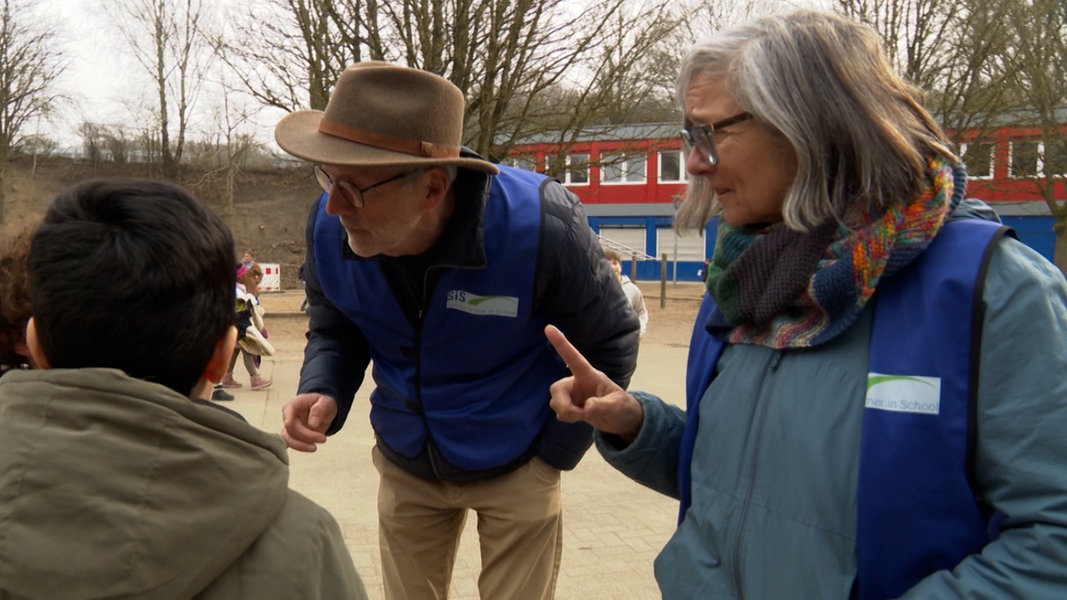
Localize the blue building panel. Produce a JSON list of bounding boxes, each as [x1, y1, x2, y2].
[[589, 214, 1058, 281], [1001, 215, 1055, 262]]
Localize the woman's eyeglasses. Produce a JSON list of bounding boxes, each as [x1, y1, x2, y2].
[[679, 112, 753, 167]]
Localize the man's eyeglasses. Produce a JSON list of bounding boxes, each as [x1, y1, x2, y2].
[[679, 112, 753, 167], [313, 164, 416, 208]]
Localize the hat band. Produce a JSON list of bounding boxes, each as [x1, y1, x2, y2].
[[319, 118, 460, 159]]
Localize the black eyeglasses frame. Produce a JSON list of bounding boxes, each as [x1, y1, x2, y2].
[[313, 164, 418, 208], [679, 112, 753, 167]]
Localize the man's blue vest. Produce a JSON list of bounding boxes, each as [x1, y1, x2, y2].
[[680, 219, 1010, 599], [311, 167, 565, 472]]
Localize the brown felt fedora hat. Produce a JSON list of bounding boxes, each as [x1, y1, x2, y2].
[[275, 62, 497, 174]]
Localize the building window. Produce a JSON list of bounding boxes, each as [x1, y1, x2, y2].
[[1042, 139, 1067, 177], [960, 142, 993, 179], [599, 227, 648, 258], [565, 154, 589, 185], [1010, 140, 1040, 178], [600, 153, 647, 184], [658, 151, 684, 182]]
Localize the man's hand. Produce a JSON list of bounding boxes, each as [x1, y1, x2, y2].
[[544, 325, 644, 442], [281, 393, 338, 452]]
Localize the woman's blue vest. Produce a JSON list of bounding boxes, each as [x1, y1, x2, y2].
[[680, 219, 1009, 599], [311, 167, 565, 472]]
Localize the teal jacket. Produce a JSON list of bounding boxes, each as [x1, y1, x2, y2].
[[599, 225, 1067, 597]]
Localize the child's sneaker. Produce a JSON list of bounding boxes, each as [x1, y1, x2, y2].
[[250, 374, 272, 391], [221, 373, 242, 389], [211, 386, 234, 402]]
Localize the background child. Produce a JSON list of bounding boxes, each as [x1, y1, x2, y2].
[[223, 261, 273, 390], [604, 249, 649, 336]]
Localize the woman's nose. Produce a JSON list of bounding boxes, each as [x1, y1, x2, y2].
[[685, 145, 714, 176]]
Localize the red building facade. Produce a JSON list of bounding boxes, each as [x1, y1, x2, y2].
[[507, 120, 1067, 280]]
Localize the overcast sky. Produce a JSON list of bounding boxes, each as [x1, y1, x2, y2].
[[38, 0, 282, 151]]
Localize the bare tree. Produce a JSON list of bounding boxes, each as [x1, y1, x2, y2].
[[688, 0, 781, 33], [15, 132, 54, 155], [834, 0, 1015, 132], [0, 0, 64, 222], [219, 0, 685, 161], [996, 0, 1067, 271], [209, 89, 262, 217], [103, 127, 131, 165], [78, 121, 107, 165], [213, 0, 366, 112], [112, 0, 208, 179], [837, 0, 1067, 272]]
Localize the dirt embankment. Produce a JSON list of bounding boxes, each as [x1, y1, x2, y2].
[[1, 155, 320, 289]]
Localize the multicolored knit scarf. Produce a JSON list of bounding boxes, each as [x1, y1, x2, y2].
[[705, 156, 960, 349]]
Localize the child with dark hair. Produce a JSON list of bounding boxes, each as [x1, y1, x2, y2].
[[0, 178, 366, 598]]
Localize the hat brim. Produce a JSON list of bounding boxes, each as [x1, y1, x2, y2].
[[275, 110, 499, 174]]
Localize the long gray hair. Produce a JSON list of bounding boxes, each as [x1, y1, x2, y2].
[[674, 10, 956, 233]]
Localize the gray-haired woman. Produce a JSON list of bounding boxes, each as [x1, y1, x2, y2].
[[546, 9, 1067, 599]]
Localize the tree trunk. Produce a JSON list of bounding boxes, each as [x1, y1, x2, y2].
[[0, 168, 6, 225], [1053, 214, 1067, 278]]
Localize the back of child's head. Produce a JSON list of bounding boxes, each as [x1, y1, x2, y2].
[[28, 178, 235, 395]]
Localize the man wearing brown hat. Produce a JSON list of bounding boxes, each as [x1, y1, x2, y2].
[[275, 62, 639, 599]]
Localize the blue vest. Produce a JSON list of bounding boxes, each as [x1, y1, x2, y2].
[[680, 219, 1010, 599], [311, 166, 565, 472]]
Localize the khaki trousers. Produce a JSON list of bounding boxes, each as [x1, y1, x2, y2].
[[372, 446, 563, 600]]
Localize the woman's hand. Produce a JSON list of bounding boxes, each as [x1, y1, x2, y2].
[[544, 324, 645, 443]]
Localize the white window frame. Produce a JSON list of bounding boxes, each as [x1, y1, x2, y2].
[[658, 150, 684, 183], [1009, 140, 1041, 178], [564, 153, 590, 185], [959, 142, 994, 180], [599, 227, 647, 257], [657, 226, 706, 261], [1041, 140, 1067, 177], [599, 153, 647, 185]]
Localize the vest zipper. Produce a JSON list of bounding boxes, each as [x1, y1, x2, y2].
[[410, 261, 480, 481], [414, 267, 440, 480]]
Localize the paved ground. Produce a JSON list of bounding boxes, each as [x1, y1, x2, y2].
[[228, 287, 703, 599]]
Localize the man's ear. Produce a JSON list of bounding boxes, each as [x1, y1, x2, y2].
[[25, 318, 49, 369], [203, 326, 238, 384], [421, 167, 452, 208]]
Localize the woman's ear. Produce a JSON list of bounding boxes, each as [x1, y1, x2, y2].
[[25, 318, 50, 369]]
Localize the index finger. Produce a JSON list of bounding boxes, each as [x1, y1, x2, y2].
[[544, 324, 598, 377]]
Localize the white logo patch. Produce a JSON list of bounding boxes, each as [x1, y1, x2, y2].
[[865, 373, 941, 415], [446, 290, 519, 318]]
